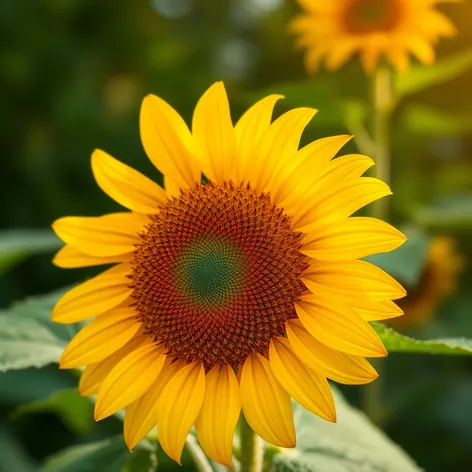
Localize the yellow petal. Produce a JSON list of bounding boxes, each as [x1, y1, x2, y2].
[[53, 245, 132, 269], [91, 149, 167, 213], [286, 319, 378, 385], [302, 260, 406, 302], [272, 135, 352, 209], [356, 300, 404, 322], [95, 340, 165, 420], [251, 108, 317, 193], [59, 307, 141, 369], [157, 361, 206, 464], [52, 213, 149, 257], [360, 48, 380, 74], [422, 10, 457, 37], [52, 263, 132, 323], [192, 82, 237, 184], [79, 336, 147, 396], [292, 177, 392, 232], [387, 47, 409, 72], [124, 359, 186, 450], [140, 94, 200, 189], [164, 175, 181, 198], [234, 94, 284, 182], [301, 217, 406, 261], [195, 365, 241, 466], [269, 337, 336, 422], [319, 154, 375, 181], [295, 294, 387, 358], [408, 37, 435, 65], [325, 41, 357, 71], [240, 353, 295, 448]]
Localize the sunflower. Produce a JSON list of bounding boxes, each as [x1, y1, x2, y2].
[[289, 0, 459, 73], [388, 236, 463, 330], [51, 82, 406, 465]]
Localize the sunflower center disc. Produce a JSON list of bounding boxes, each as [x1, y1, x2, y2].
[[345, 0, 400, 34], [131, 182, 309, 370], [175, 235, 247, 310]]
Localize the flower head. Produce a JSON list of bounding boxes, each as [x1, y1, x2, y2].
[[290, 0, 460, 73], [52, 82, 406, 465]]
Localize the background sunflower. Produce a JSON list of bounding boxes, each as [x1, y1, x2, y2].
[[290, 0, 460, 73], [1, 1, 472, 472]]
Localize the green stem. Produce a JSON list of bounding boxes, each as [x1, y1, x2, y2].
[[372, 66, 394, 220], [186, 434, 214, 472], [361, 360, 387, 425], [362, 66, 394, 425], [239, 416, 263, 472]]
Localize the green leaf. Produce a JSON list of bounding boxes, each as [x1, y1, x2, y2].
[[374, 323, 472, 355], [396, 49, 472, 97], [274, 389, 421, 472], [0, 367, 76, 404], [0, 229, 61, 275], [41, 436, 156, 472], [401, 104, 472, 136], [41, 437, 129, 472], [14, 388, 94, 435], [0, 427, 37, 472], [414, 194, 472, 230], [0, 288, 79, 372], [365, 227, 429, 287], [123, 442, 157, 472]]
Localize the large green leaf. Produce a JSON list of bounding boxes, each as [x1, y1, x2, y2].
[[41, 437, 128, 472], [374, 323, 472, 355], [123, 444, 157, 472], [274, 390, 421, 472], [0, 229, 61, 275], [396, 49, 472, 98], [0, 288, 78, 372], [0, 428, 37, 472], [41, 437, 155, 472], [365, 227, 429, 287], [14, 388, 93, 435]]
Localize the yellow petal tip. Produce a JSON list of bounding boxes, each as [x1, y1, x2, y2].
[[50, 309, 68, 324], [93, 403, 111, 422], [124, 437, 136, 453]]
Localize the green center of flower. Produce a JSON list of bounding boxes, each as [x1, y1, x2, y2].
[[345, 0, 400, 34], [175, 235, 247, 310]]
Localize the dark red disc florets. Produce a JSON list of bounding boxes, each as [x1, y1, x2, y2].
[[130, 182, 308, 370]]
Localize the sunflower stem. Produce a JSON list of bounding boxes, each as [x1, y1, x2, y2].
[[362, 359, 387, 425], [186, 434, 214, 472], [239, 416, 263, 472], [362, 66, 395, 425], [371, 65, 394, 221]]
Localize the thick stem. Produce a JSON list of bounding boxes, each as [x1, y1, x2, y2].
[[372, 66, 394, 221], [186, 434, 214, 472], [239, 416, 263, 472]]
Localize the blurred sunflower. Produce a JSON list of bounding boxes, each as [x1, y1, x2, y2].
[[51, 82, 406, 465], [290, 0, 459, 73], [388, 236, 463, 330]]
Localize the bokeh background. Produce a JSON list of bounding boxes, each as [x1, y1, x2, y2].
[[1, 0, 472, 470]]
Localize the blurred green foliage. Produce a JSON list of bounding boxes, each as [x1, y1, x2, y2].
[[1, 0, 472, 471]]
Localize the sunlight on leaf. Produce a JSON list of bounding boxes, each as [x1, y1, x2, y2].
[[374, 323, 472, 355], [273, 389, 421, 472]]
